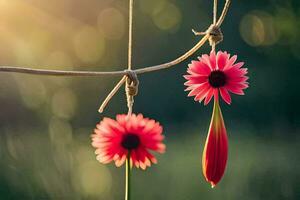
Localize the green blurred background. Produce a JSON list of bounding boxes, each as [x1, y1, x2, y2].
[[0, 0, 299, 199]]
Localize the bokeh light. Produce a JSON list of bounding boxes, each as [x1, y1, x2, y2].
[[98, 8, 125, 40], [44, 51, 74, 69], [140, 0, 182, 32], [240, 11, 279, 47], [48, 117, 73, 144], [73, 25, 106, 64], [77, 161, 112, 197], [16, 77, 48, 110], [51, 87, 77, 120], [151, 2, 182, 31], [139, 0, 168, 15]]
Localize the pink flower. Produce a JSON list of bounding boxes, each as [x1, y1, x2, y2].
[[202, 99, 228, 188], [184, 51, 249, 105], [91, 114, 166, 170]]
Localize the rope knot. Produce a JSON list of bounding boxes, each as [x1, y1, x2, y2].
[[207, 24, 223, 46], [124, 70, 139, 97]]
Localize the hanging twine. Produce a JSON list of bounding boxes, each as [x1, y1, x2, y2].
[[192, 0, 223, 51], [207, 24, 223, 47], [192, 25, 223, 48], [125, 70, 139, 116], [126, 0, 135, 117]]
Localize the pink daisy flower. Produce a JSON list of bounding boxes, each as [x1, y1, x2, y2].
[[91, 114, 166, 170], [184, 51, 249, 105]]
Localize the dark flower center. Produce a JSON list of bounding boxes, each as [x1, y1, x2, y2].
[[208, 70, 227, 88], [121, 133, 140, 150]]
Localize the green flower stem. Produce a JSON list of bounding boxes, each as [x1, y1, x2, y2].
[[125, 152, 131, 200]]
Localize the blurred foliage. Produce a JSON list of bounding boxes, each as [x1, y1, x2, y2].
[[0, 0, 299, 199]]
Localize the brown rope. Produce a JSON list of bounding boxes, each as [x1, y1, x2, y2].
[[125, 70, 139, 97], [125, 70, 139, 117], [207, 24, 223, 47], [192, 24, 223, 47]]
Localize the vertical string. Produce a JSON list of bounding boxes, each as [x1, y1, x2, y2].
[[128, 0, 133, 70], [212, 0, 218, 52], [126, 0, 134, 117], [213, 0, 218, 25]]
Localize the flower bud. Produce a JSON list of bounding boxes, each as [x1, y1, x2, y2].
[[202, 99, 228, 187]]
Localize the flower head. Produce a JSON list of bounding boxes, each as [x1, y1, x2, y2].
[[91, 114, 166, 170], [202, 99, 228, 188], [184, 51, 249, 105]]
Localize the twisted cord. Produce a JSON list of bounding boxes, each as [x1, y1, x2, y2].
[[125, 70, 139, 97], [125, 70, 139, 117]]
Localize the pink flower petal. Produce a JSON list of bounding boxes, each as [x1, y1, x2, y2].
[[232, 62, 244, 69], [204, 88, 215, 105], [194, 83, 210, 101], [223, 55, 237, 70], [188, 82, 209, 97], [189, 60, 211, 75], [184, 75, 208, 85], [209, 51, 217, 68], [226, 67, 248, 78], [225, 85, 245, 95], [201, 54, 214, 70], [228, 76, 249, 83], [220, 87, 232, 104], [195, 90, 210, 102], [216, 51, 229, 70]]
